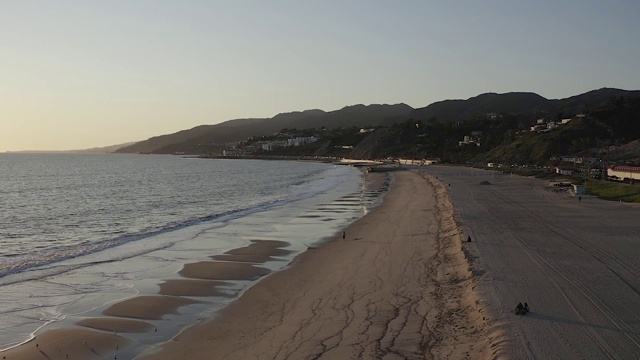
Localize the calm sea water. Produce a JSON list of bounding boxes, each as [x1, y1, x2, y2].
[[0, 153, 387, 351]]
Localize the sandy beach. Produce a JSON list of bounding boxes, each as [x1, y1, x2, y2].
[[423, 166, 640, 359], [137, 170, 490, 359]]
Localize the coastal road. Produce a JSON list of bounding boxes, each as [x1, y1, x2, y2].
[[420, 166, 640, 359]]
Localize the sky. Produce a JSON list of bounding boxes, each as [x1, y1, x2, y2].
[[1, 0, 639, 152]]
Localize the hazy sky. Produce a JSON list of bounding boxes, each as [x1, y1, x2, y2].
[[2, 0, 639, 151]]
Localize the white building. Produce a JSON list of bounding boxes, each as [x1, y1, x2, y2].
[[555, 166, 574, 176], [459, 135, 480, 146], [287, 136, 318, 147], [262, 141, 288, 151], [607, 165, 640, 181], [560, 156, 597, 165]]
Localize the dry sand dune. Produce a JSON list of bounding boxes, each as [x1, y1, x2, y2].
[[424, 166, 640, 359]]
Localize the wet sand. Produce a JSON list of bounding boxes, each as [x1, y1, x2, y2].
[[0, 328, 126, 360], [211, 239, 292, 263], [179, 261, 271, 280], [158, 279, 231, 297], [77, 317, 154, 333], [102, 295, 201, 320]]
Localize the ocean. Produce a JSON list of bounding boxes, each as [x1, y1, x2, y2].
[[0, 153, 388, 353]]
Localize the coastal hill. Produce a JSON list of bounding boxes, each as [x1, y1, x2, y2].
[[114, 88, 640, 157], [115, 104, 413, 154]]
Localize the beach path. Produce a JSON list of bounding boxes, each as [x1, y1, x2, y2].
[[424, 166, 640, 359], [140, 170, 489, 359]]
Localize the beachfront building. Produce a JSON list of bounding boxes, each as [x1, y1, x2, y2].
[[561, 156, 598, 165], [222, 148, 246, 157], [258, 136, 318, 152], [398, 158, 432, 165], [607, 165, 640, 182], [555, 166, 574, 176]]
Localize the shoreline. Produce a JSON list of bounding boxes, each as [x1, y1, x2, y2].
[[0, 170, 492, 359], [0, 170, 392, 358]]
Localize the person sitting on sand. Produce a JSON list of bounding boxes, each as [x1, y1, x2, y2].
[[524, 302, 529, 313], [515, 302, 524, 314]]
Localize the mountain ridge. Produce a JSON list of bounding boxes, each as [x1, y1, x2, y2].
[[115, 88, 640, 155]]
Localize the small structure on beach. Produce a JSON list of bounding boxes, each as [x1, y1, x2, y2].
[[571, 184, 586, 196]]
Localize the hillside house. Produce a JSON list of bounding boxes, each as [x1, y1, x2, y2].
[[459, 135, 480, 146], [287, 136, 318, 147]]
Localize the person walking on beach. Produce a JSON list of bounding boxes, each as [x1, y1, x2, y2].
[[342, 231, 346, 239]]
